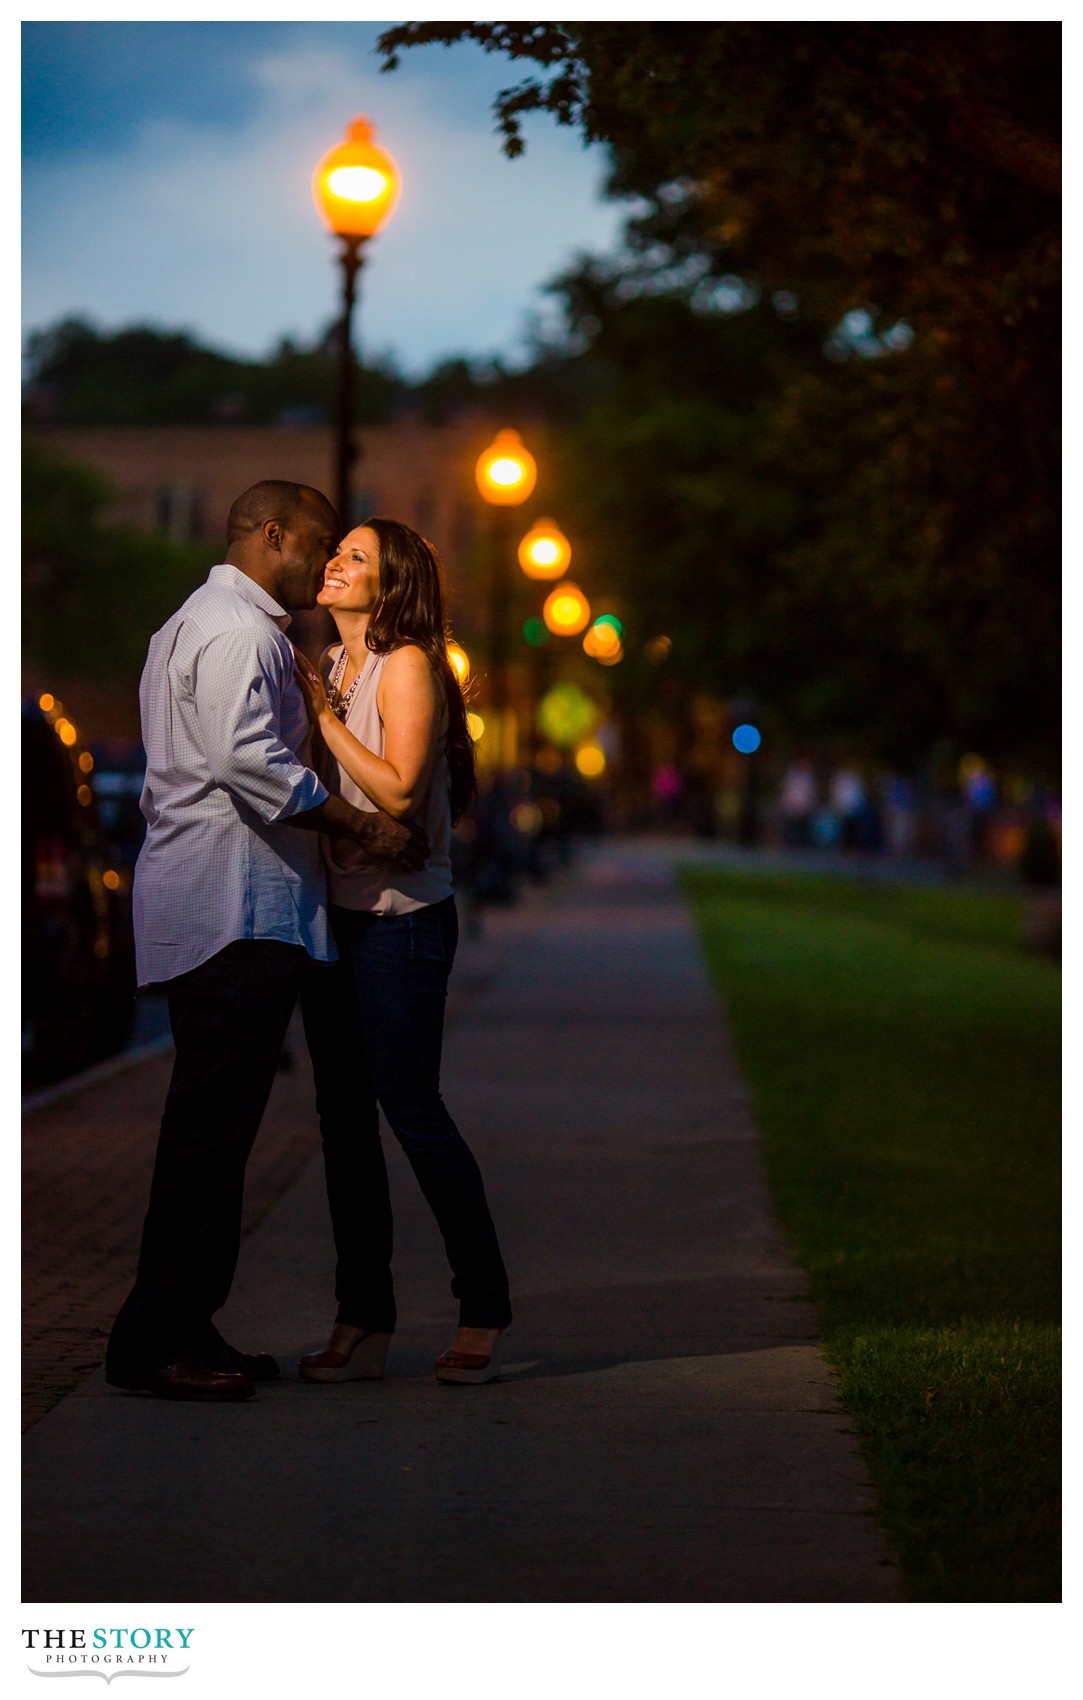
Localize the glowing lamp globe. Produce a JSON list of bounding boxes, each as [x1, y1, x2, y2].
[[475, 430, 537, 506], [543, 581, 591, 637], [313, 117, 401, 239], [518, 518, 571, 581]]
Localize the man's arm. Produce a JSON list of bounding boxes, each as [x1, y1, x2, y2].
[[284, 793, 428, 870], [192, 629, 426, 868]]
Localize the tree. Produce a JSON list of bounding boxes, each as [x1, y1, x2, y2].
[[380, 22, 1060, 773], [23, 318, 408, 428], [22, 440, 214, 682]]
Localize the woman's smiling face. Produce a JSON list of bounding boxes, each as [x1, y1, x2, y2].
[[317, 525, 381, 613]]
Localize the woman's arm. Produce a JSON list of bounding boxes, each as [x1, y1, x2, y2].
[[296, 644, 442, 820]]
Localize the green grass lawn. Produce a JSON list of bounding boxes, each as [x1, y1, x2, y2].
[[681, 868, 1060, 1602]]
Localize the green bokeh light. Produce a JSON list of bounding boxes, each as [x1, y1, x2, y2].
[[523, 616, 549, 647], [536, 682, 598, 749]]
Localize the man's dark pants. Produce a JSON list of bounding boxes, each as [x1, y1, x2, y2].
[[106, 938, 305, 1378]]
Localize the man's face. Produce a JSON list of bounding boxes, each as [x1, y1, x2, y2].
[[273, 500, 340, 609]]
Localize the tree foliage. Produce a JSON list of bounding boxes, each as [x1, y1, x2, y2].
[[22, 440, 215, 680], [23, 318, 408, 428], [379, 21, 1060, 772]]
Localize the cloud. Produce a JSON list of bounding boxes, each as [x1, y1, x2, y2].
[[21, 38, 624, 373]]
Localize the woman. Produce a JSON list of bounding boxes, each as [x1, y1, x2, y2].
[[294, 518, 512, 1385]]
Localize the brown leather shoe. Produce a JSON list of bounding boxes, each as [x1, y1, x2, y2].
[[205, 1345, 280, 1381], [114, 1358, 255, 1401]]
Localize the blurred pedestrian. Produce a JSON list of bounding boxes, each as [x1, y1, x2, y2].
[[294, 518, 512, 1386], [105, 482, 424, 1404], [779, 760, 817, 848], [830, 766, 866, 849], [883, 774, 917, 860]]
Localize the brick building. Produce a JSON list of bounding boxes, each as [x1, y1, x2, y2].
[[25, 417, 552, 750]]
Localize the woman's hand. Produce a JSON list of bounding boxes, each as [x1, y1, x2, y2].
[[293, 646, 330, 726]]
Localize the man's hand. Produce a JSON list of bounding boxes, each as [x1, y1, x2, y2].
[[344, 808, 429, 872], [285, 795, 429, 870], [292, 646, 330, 726]]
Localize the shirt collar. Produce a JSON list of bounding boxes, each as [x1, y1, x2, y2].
[[209, 563, 292, 631]]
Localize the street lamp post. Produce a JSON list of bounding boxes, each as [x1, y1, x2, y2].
[[313, 117, 401, 527], [475, 430, 537, 773]]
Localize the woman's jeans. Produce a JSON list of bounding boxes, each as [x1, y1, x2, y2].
[[300, 896, 512, 1333]]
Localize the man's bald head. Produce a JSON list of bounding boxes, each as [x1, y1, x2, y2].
[[224, 480, 340, 611], [226, 480, 336, 546]]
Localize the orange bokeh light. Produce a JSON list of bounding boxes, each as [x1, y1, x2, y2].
[[518, 518, 570, 580], [447, 642, 471, 685], [475, 431, 537, 506], [543, 581, 591, 636]]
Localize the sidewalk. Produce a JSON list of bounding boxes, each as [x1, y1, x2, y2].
[[22, 840, 900, 1602]]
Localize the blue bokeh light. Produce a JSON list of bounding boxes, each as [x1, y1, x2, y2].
[[732, 723, 762, 754]]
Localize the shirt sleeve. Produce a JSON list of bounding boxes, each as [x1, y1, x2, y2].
[[192, 628, 328, 824]]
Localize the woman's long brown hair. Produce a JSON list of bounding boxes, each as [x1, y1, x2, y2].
[[361, 516, 476, 823]]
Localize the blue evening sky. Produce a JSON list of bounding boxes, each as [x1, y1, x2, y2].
[[21, 21, 626, 375]]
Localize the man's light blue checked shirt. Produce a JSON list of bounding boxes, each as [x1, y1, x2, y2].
[[132, 563, 335, 987]]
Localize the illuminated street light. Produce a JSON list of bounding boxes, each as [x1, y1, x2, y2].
[[312, 117, 400, 526], [475, 430, 537, 506], [313, 116, 401, 238], [476, 430, 538, 773], [543, 581, 591, 637], [518, 517, 571, 581]]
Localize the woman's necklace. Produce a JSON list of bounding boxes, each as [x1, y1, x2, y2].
[[327, 647, 364, 722]]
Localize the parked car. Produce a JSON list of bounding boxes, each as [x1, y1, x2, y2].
[[22, 695, 136, 1086]]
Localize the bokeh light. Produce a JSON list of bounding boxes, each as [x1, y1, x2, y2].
[[446, 641, 470, 685], [583, 620, 623, 662], [537, 682, 597, 748], [575, 742, 607, 778], [732, 723, 761, 753], [465, 712, 485, 742], [644, 636, 672, 664], [523, 616, 549, 647], [518, 518, 571, 580], [543, 581, 591, 636], [55, 719, 78, 747], [510, 801, 543, 835], [475, 429, 537, 505]]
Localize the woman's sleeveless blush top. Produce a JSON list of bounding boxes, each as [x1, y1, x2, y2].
[[318, 645, 453, 915]]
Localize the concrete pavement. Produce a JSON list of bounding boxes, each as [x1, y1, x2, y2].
[[22, 840, 901, 1602]]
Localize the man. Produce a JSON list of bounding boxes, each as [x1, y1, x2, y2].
[[105, 480, 425, 1402]]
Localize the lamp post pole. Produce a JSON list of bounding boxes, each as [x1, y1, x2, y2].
[[475, 429, 537, 779], [313, 115, 400, 526], [334, 235, 366, 527], [488, 507, 513, 772]]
